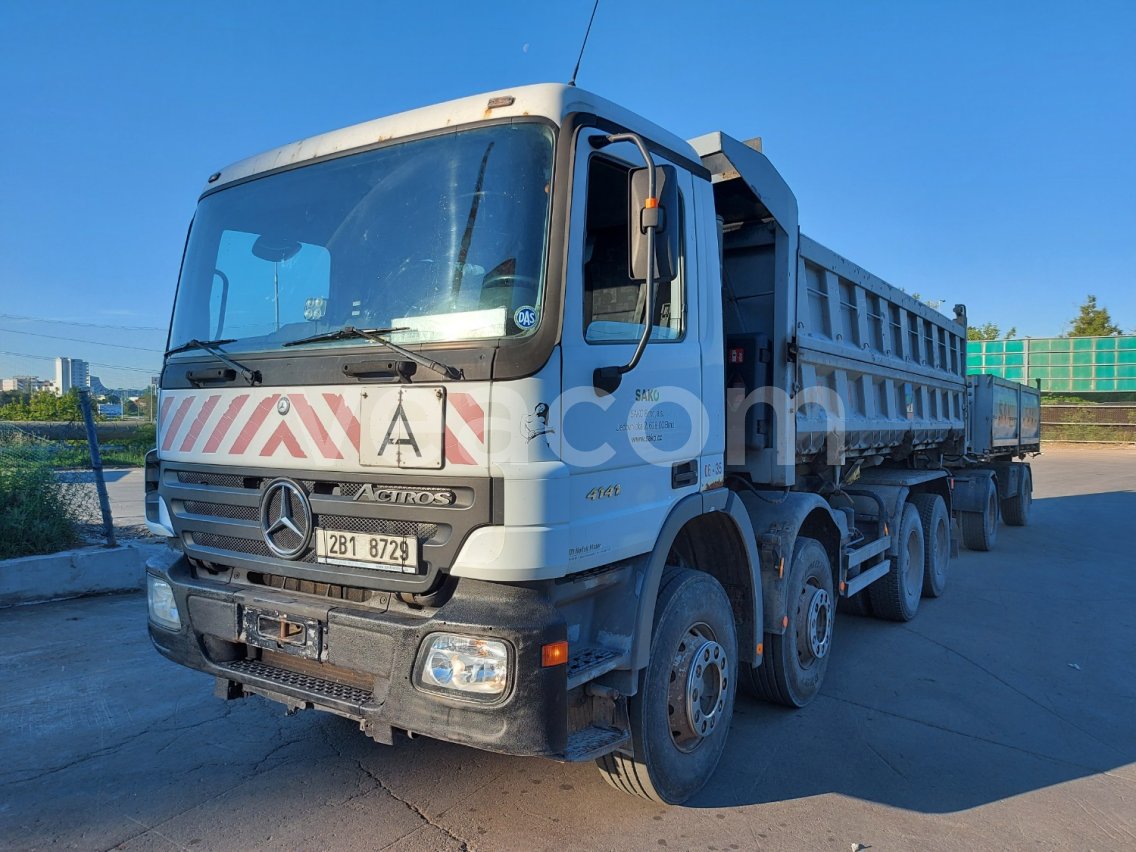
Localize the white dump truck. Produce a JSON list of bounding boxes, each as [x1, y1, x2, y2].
[[145, 84, 1037, 803]]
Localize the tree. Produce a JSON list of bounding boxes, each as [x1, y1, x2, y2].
[[1067, 295, 1121, 337], [967, 322, 1017, 341]]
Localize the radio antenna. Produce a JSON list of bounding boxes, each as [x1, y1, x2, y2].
[[568, 0, 600, 87]]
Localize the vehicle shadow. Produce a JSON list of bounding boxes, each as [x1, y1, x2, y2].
[[691, 490, 1136, 810]]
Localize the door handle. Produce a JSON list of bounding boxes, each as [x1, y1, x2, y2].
[[671, 460, 698, 489], [186, 367, 236, 384]]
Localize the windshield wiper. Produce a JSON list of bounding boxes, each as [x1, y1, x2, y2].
[[164, 338, 260, 385], [284, 326, 463, 381]]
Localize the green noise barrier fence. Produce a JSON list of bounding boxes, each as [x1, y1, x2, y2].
[[967, 334, 1136, 394]]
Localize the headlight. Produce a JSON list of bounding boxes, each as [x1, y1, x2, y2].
[[147, 575, 181, 630], [416, 634, 509, 700]]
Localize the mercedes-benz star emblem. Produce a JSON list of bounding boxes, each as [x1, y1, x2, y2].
[[260, 479, 312, 559]]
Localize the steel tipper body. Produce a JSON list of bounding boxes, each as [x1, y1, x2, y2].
[[146, 83, 1023, 804]]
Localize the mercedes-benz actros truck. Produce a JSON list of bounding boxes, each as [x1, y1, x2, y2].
[[145, 84, 1039, 804]]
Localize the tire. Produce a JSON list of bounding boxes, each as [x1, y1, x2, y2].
[[838, 589, 874, 617], [1002, 467, 1032, 527], [961, 478, 999, 551], [869, 502, 924, 622], [595, 568, 737, 804], [742, 537, 834, 708], [912, 493, 949, 598]]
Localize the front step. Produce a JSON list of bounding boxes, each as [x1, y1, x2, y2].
[[562, 725, 630, 762], [567, 646, 625, 689], [222, 658, 373, 710]]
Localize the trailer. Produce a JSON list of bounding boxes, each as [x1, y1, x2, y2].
[[949, 374, 1040, 549], [144, 84, 1037, 805]]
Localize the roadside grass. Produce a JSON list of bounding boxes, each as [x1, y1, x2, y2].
[[1042, 423, 1135, 443], [0, 459, 81, 560]]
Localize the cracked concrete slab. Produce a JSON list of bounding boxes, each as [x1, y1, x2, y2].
[[1, 446, 1134, 851]]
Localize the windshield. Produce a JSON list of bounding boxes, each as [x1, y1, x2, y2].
[[169, 123, 554, 356]]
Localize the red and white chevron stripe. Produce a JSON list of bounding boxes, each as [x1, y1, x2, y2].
[[158, 387, 486, 469]]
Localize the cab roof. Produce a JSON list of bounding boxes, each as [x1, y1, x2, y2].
[[203, 83, 700, 193]]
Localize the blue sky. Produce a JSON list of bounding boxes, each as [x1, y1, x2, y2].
[[1, 0, 1133, 387]]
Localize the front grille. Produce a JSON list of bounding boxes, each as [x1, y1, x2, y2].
[[224, 658, 373, 705], [318, 514, 439, 541], [247, 571, 379, 604], [183, 501, 258, 521], [178, 471, 246, 488], [165, 464, 493, 593]]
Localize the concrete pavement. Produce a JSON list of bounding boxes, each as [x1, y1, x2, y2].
[[2, 446, 1134, 850]]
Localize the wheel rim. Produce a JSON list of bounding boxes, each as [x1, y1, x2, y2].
[[667, 623, 728, 753], [795, 581, 833, 666]]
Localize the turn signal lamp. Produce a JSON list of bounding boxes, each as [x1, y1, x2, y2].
[[542, 640, 569, 667]]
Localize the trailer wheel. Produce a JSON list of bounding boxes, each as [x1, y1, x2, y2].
[[961, 479, 999, 551], [912, 493, 949, 598], [596, 568, 736, 804], [869, 502, 924, 621], [1002, 467, 1032, 527], [741, 537, 834, 708]]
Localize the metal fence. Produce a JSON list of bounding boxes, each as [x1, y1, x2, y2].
[[967, 334, 1136, 393], [1040, 404, 1136, 444]]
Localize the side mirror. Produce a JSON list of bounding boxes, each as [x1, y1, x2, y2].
[[628, 164, 679, 283]]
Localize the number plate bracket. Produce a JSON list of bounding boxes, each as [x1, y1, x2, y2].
[[241, 608, 324, 661]]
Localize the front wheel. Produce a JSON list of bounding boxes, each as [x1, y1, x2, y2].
[[742, 537, 834, 708], [596, 569, 737, 804]]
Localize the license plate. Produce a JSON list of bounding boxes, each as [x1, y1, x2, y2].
[[316, 528, 419, 573]]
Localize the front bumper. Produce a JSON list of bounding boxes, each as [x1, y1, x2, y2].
[[147, 551, 568, 757]]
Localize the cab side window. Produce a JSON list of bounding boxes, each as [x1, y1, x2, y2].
[[583, 156, 683, 342]]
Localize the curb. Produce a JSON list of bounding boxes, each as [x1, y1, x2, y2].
[[0, 542, 167, 608]]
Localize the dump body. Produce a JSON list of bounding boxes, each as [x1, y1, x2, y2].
[[966, 373, 1041, 457], [694, 131, 967, 485], [792, 236, 967, 460]]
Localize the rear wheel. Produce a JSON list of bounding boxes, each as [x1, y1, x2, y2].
[[961, 478, 999, 551], [1002, 467, 1032, 526], [870, 502, 924, 622], [595, 568, 736, 804], [742, 537, 834, 708], [912, 493, 949, 598]]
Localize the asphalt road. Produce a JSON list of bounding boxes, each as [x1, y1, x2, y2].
[[3, 446, 1135, 851], [57, 467, 149, 539]]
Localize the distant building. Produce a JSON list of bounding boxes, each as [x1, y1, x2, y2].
[[53, 357, 90, 396], [2, 375, 48, 393]]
